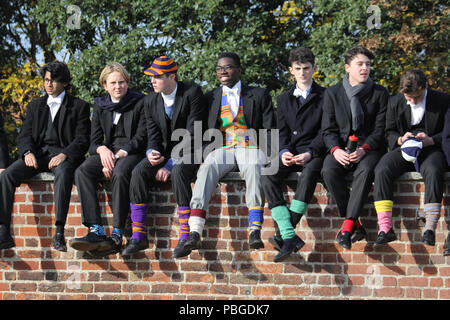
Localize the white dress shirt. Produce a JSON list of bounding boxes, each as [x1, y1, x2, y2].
[[222, 80, 241, 119], [47, 90, 66, 122], [407, 89, 427, 126], [293, 84, 312, 105], [161, 84, 178, 119]]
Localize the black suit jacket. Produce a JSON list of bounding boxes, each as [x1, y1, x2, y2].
[[443, 105, 450, 167], [17, 93, 91, 164], [144, 82, 206, 159], [321, 82, 389, 153], [0, 114, 8, 168], [277, 81, 325, 157], [88, 96, 147, 156], [386, 89, 449, 151], [205, 84, 276, 153]]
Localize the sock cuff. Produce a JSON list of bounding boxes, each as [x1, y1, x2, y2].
[[290, 200, 307, 214], [191, 208, 206, 219], [374, 200, 394, 213], [424, 203, 441, 212], [189, 216, 206, 234], [271, 205, 290, 221]]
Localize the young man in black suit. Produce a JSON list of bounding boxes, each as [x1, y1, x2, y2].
[[0, 61, 91, 251], [184, 52, 276, 254], [373, 69, 449, 252], [262, 47, 325, 262], [122, 56, 206, 257], [70, 63, 146, 256], [0, 114, 8, 174], [321, 46, 389, 250]]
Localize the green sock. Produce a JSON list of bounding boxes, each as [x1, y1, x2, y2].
[[290, 200, 307, 216], [271, 205, 295, 240]]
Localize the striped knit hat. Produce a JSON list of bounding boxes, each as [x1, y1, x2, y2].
[[401, 137, 422, 172], [144, 56, 178, 76]]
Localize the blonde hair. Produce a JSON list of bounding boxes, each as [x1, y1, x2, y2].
[[99, 62, 131, 85]]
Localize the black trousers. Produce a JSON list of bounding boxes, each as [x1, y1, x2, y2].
[[321, 151, 382, 219], [374, 147, 446, 204], [261, 157, 324, 210], [74, 154, 143, 229], [129, 157, 198, 207], [0, 156, 77, 228]]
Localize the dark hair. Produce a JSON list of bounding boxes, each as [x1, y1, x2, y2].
[[218, 52, 241, 68], [344, 46, 374, 65], [399, 69, 428, 94], [288, 47, 315, 66], [40, 61, 72, 84]]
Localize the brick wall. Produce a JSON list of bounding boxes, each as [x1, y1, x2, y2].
[[1, 172, 449, 300]]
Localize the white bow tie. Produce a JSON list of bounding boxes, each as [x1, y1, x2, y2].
[[223, 86, 239, 96], [293, 88, 308, 99], [48, 96, 62, 106]]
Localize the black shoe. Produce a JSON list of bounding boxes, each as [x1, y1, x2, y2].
[[173, 239, 191, 258], [0, 225, 15, 250], [70, 229, 108, 252], [273, 235, 305, 262], [121, 238, 148, 256], [374, 228, 397, 246], [416, 209, 426, 227], [422, 230, 435, 246], [183, 231, 201, 251], [268, 235, 283, 252], [351, 225, 367, 243], [52, 232, 67, 252], [336, 231, 352, 249], [89, 235, 122, 257], [249, 230, 264, 249]]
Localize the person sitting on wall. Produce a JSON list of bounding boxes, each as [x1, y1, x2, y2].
[[70, 62, 146, 257], [261, 47, 326, 262], [123, 56, 207, 258], [321, 46, 389, 250], [0, 61, 91, 251], [372, 69, 449, 254]]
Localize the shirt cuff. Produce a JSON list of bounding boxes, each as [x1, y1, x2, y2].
[[163, 158, 178, 172], [118, 149, 128, 157], [146, 148, 154, 156], [330, 146, 340, 155], [279, 148, 291, 158], [361, 144, 371, 153]]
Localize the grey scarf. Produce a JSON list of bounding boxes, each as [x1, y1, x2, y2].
[[342, 74, 374, 132]]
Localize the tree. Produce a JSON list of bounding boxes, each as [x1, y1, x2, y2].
[[304, 0, 449, 93]]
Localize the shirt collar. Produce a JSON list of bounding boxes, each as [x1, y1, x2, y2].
[[223, 80, 241, 95], [161, 83, 178, 101], [47, 90, 66, 106]]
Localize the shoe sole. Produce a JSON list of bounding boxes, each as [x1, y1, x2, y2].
[[249, 241, 264, 249], [0, 241, 15, 250], [183, 242, 200, 251], [70, 240, 109, 252], [423, 240, 435, 246], [173, 249, 192, 259]]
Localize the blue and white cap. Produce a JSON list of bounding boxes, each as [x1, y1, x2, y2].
[[401, 137, 422, 172]]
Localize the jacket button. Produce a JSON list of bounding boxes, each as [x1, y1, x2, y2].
[[293, 131, 298, 135]]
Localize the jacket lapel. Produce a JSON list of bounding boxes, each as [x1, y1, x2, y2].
[[170, 83, 184, 131], [57, 93, 69, 140], [208, 88, 222, 129], [424, 89, 439, 134], [399, 97, 412, 131], [123, 109, 133, 139], [241, 84, 254, 127], [156, 94, 168, 139]]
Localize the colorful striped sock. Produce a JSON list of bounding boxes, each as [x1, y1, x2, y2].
[[189, 209, 206, 235], [424, 203, 441, 232], [130, 204, 148, 240], [374, 200, 393, 234], [178, 206, 191, 241], [248, 206, 264, 234], [271, 205, 295, 240]]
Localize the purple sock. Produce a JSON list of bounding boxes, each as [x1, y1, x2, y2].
[[130, 204, 148, 240], [178, 206, 191, 241]]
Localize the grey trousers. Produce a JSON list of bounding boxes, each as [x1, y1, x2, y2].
[[190, 146, 266, 210]]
